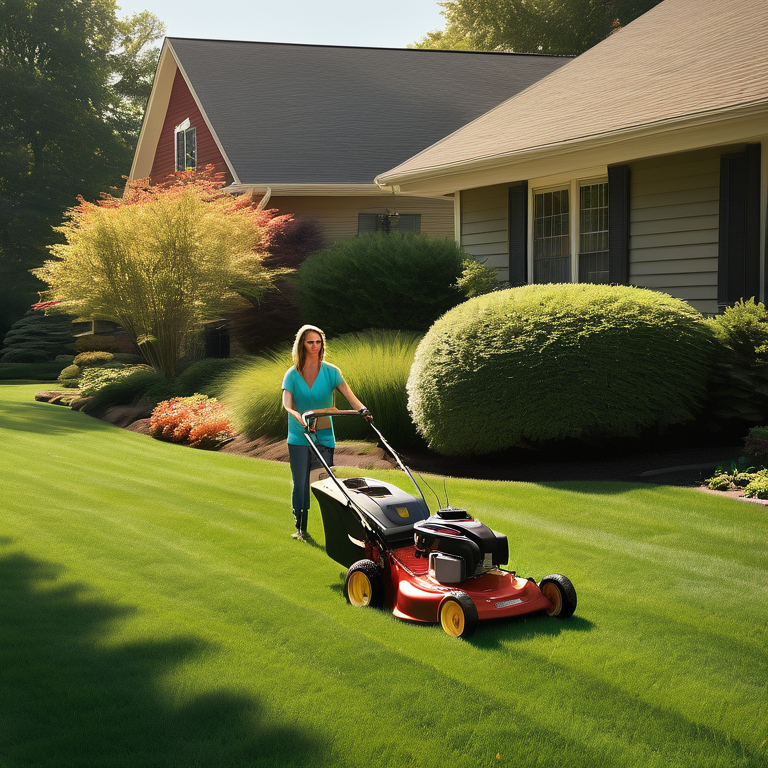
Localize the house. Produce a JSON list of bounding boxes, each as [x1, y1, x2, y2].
[[376, 0, 768, 315], [130, 39, 570, 246]]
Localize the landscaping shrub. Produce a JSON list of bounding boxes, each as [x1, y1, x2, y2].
[[224, 330, 422, 446], [78, 365, 152, 397], [456, 257, 500, 298], [0, 310, 75, 363], [408, 283, 714, 455], [58, 364, 82, 382], [296, 234, 465, 334], [744, 425, 768, 467], [706, 298, 768, 425], [149, 394, 235, 449], [78, 358, 241, 417], [73, 351, 114, 367], [74, 335, 119, 353]]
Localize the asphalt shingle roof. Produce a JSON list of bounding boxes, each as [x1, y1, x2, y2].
[[377, 0, 768, 183], [167, 38, 571, 185]]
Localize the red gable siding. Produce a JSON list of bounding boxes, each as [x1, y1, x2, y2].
[[149, 68, 231, 186]]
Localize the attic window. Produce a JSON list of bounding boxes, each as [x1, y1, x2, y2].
[[174, 118, 196, 171]]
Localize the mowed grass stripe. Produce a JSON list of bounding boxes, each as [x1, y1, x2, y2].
[[1, 384, 766, 768]]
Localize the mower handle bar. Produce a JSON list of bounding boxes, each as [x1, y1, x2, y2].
[[301, 408, 428, 508]]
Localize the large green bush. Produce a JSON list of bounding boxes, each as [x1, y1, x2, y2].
[[224, 330, 422, 446], [706, 298, 768, 425], [0, 311, 75, 363], [296, 234, 465, 334], [407, 283, 715, 455]]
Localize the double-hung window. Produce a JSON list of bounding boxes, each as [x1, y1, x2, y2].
[[174, 118, 197, 172], [531, 177, 609, 284]]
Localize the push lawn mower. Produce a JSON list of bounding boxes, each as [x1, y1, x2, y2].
[[304, 409, 577, 639]]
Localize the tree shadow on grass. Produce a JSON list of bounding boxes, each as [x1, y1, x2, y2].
[[0, 399, 107, 435], [0, 544, 324, 768]]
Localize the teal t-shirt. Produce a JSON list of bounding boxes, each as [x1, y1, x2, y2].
[[282, 362, 344, 447]]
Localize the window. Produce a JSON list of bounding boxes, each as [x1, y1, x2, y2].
[[358, 213, 421, 235], [174, 118, 196, 171], [533, 188, 570, 283], [578, 182, 609, 284], [531, 177, 608, 284]]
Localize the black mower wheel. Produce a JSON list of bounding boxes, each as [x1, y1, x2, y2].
[[539, 574, 577, 618], [438, 591, 479, 639], [344, 560, 385, 608]]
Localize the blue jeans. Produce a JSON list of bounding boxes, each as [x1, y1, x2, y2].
[[287, 443, 334, 531]]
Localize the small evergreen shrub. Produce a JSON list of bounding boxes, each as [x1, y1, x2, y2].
[[0, 310, 76, 363], [706, 299, 768, 425], [743, 475, 768, 499], [456, 257, 499, 298], [408, 283, 714, 455], [296, 234, 465, 334], [744, 426, 768, 467], [75, 335, 119, 353], [224, 330, 422, 446], [58, 364, 82, 381], [74, 351, 114, 367], [149, 395, 235, 449]]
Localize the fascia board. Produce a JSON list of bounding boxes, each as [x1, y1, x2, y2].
[[129, 41, 177, 182], [383, 101, 768, 196], [167, 40, 241, 186], [224, 183, 451, 200]]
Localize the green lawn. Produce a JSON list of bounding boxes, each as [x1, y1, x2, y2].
[[1, 382, 766, 768]]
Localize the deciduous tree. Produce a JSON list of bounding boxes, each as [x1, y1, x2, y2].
[[0, 0, 164, 336], [33, 172, 290, 376], [414, 0, 663, 56]]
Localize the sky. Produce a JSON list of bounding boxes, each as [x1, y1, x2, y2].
[[114, 0, 447, 48]]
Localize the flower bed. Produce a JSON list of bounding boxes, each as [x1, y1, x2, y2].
[[149, 394, 235, 450]]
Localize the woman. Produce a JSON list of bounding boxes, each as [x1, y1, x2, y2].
[[282, 325, 369, 541]]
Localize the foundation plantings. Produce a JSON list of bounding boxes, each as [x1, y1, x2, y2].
[[408, 283, 714, 455]]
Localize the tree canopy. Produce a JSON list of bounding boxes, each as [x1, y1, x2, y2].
[[413, 0, 664, 56], [33, 172, 290, 377], [0, 0, 165, 336]]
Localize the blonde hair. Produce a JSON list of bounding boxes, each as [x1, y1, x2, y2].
[[292, 325, 326, 373]]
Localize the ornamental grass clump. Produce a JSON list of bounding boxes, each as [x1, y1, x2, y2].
[[224, 330, 422, 446], [149, 394, 235, 449], [408, 283, 714, 456]]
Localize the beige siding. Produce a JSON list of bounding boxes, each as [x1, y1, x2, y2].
[[459, 185, 509, 280], [628, 147, 728, 315], [270, 195, 454, 248]]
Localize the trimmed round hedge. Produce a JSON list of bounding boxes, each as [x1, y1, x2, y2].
[[296, 233, 465, 334], [407, 283, 715, 455]]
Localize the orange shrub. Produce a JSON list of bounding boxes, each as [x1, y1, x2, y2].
[[149, 394, 235, 449]]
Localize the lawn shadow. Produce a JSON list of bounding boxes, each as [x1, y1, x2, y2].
[[0, 543, 325, 768], [534, 479, 662, 495], [0, 399, 107, 435], [469, 612, 595, 650]]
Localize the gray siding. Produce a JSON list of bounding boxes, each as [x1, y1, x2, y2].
[[460, 184, 509, 280], [628, 148, 723, 314]]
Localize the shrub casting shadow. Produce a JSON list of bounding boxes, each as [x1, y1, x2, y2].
[[0, 544, 324, 768]]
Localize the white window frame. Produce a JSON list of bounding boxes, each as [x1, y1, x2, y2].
[[528, 167, 608, 284], [174, 118, 196, 172]]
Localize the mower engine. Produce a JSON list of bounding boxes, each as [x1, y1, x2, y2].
[[413, 508, 509, 585]]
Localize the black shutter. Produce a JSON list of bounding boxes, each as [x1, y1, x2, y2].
[[718, 144, 761, 309], [608, 164, 630, 285], [508, 181, 527, 286]]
